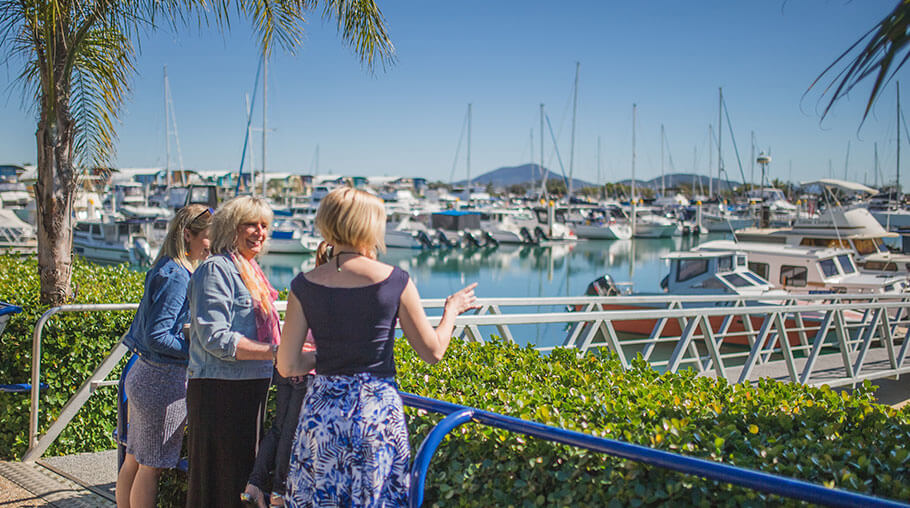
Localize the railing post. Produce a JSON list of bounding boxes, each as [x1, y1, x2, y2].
[[29, 307, 61, 451]]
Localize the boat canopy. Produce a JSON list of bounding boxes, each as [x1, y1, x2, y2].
[[799, 178, 877, 196]]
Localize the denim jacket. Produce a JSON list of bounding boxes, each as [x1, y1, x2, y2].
[[123, 257, 190, 365], [186, 253, 272, 380]]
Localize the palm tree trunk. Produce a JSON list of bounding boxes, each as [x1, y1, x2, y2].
[[35, 61, 77, 306]]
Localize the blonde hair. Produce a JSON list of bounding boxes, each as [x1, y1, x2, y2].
[[209, 196, 273, 256], [315, 187, 386, 255], [155, 204, 212, 272]]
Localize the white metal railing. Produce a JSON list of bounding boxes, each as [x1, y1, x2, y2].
[[21, 293, 910, 460]]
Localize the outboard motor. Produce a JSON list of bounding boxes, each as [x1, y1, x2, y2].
[[463, 231, 482, 248], [416, 230, 435, 249], [482, 231, 499, 247], [585, 274, 621, 297], [520, 227, 536, 244], [534, 226, 550, 242], [435, 230, 455, 248]]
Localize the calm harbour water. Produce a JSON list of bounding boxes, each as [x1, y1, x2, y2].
[[259, 234, 725, 348]]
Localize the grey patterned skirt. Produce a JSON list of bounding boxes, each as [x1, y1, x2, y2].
[[124, 357, 187, 468]]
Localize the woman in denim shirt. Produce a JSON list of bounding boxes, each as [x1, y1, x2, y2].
[[115, 204, 212, 508], [186, 196, 280, 508]]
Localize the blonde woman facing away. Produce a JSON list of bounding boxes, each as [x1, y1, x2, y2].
[[116, 204, 212, 508], [186, 196, 281, 508], [277, 187, 479, 507]]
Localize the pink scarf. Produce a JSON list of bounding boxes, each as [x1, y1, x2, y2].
[[232, 253, 281, 344]]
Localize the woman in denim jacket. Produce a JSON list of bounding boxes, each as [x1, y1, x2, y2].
[[115, 204, 212, 508], [186, 196, 281, 508]]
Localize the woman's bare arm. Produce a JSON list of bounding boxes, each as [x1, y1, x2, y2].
[[398, 281, 478, 364]]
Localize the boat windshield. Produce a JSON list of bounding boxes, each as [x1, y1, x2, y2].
[[722, 273, 753, 288], [819, 258, 840, 278], [742, 271, 770, 286], [837, 254, 856, 274], [718, 256, 733, 272], [676, 258, 709, 282], [853, 238, 884, 255]]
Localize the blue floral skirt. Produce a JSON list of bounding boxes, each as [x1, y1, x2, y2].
[[285, 373, 410, 507]]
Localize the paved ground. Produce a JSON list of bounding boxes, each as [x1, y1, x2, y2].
[[0, 460, 113, 508], [0, 474, 49, 507]]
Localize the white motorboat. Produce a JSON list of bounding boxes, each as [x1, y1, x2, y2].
[[631, 207, 678, 238], [430, 210, 499, 248], [565, 205, 632, 240], [73, 219, 155, 266], [581, 249, 789, 345], [385, 212, 435, 249], [701, 206, 755, 233], [695, 239, 909, 296], [267, 219, 321, 254], [480, 208, 549, 244], [735, 206, 910, 274], [0, 208, 37, 254]]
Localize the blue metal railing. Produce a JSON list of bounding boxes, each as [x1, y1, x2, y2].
[[400, 392, 908, 508], [0, 301, 32, 393]]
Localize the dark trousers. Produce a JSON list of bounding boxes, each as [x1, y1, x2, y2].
[[186, 377, 270, 508], [248, 372, 310, 496]]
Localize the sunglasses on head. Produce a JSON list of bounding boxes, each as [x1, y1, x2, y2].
[[192, 207, 214, 224]]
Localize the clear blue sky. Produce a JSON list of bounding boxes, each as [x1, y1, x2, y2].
[[0, 1, 906, 187]]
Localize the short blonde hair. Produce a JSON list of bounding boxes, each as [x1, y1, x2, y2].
[[209, 196, 273, 256], [315, 187, 386, 254], [155, 204, 212, 272]]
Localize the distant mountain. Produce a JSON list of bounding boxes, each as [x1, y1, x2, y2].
[[617, 173, 740, 192], [453, 163, 596, 189]]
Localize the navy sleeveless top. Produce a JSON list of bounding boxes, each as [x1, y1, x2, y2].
[[290, 266, 409, 377]]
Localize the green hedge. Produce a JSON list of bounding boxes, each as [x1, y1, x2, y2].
[[2, 255, 909, 505], [0, 255, 144, 459], [396, 341, 910, 506]]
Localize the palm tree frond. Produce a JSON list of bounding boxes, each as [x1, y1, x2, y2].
[[315, 0, 396, 71], [810, 0, 910, 123], [70, 26, 135, 168]]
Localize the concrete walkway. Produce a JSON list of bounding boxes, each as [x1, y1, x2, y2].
[[0, 456, 114, 508]]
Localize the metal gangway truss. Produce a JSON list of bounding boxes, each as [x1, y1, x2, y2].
[[427, 292, 910, 388], [23, 293, 910, 461]]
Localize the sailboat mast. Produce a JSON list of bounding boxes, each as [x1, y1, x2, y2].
[[717, 87, 723, 198], [898, 82, 902, 201], [262, 51, 268, 197], [750, 131, 755, 189], [568, 61, 580, 200], [467, 103, 472, 187], [844, 140, 851, 181], [597, 135, 601, 188], [874, 142, 880, 188], [246, 94, 255, 187], [540, 103, 546, 199], [660, 124, 665, 195], [632, 104, 637, 235], [164, 66, 171, 188], [632, 104, 637, 202], [708, 124, 713, 196]]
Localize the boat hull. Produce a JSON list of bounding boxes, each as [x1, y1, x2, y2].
[[589, 303, 811, 347], [573, 223, 632, 240]]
